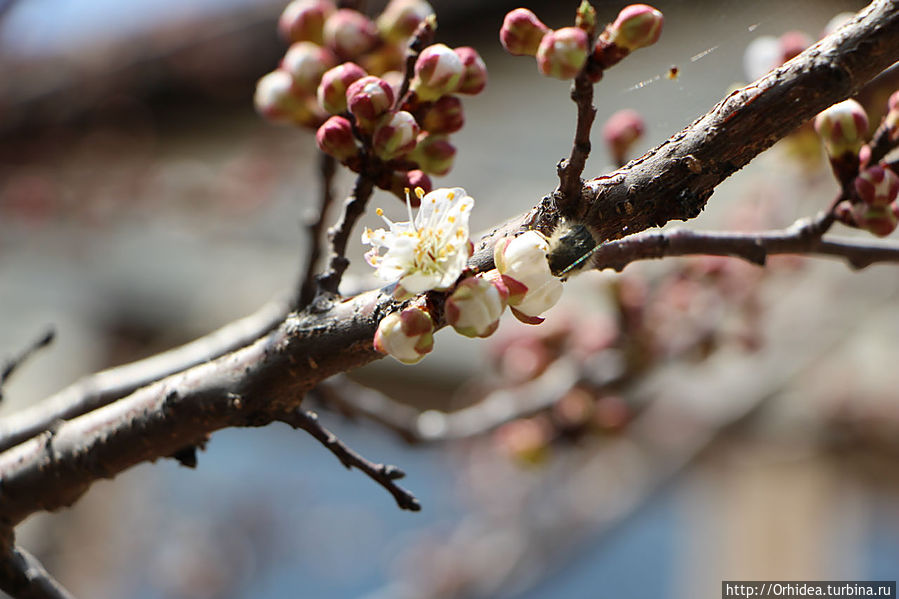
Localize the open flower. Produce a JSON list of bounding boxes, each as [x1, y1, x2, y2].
[[362, 187, 474, 295]]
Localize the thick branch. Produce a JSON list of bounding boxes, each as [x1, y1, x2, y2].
[[0, 542, 75, 599], [1, 0, 898, 530], [0, 298, 288, 455]]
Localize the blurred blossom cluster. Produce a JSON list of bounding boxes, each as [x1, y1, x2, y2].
[[255, 0, 487, 199]]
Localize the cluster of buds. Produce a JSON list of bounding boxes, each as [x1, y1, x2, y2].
[[499, 3, 663, 82], [815, 94, 899, 237], [256, 0, 487, 198], [369, 189, 565, 364], [602, 108, 645, 167]]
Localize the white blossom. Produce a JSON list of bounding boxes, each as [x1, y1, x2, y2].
[[362, 187, 473, 295], [494, 230, 563, 318]]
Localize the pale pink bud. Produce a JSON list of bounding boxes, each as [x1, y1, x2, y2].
[[823, 12, 855, 37], [279, 0, 335, 45], [814, 99, 869, 158], [316, 115, 358, 161], [420, 95, 464, 134], [500, 8, 549, 57], [607, 4, 664, 51], [372, 110, 420, 160], [537, 27, 589, 80], [886, 90, 899, 140], [317, 62, 366, 114], [602, 109, 645, 166], [281, 42, 337, 93], [779, 30, 811, 63], [323, 9, 378, 60], [346, 76, 395, 125], [446, 275, 508, 338], [493, 231, 563, 320], [453, 47, 487, 95], [255, 70, 323, 127], [373, 306, 435, 364], [852, 204, 898, 237], [855, 165, 899, 207], [494, 418, 552, 464], [411, 43, 464, 101], [377, 0, 435, 43], [410, 133, 456, 175], [388, 169, 432, 199]]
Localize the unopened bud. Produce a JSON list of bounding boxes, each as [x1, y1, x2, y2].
[[372, 110, 420, 161], [410, 133, 456, 175], [388, 169, 432, 200], [494, 231, 563, 321], [373, 306, 435, 364], [420, 95, 464, 134], [576, 0, 597, 33], [886, 90, 899, 140], [602, 109, 645, 166], [779, 31, 811, 63], [446, 275, 508, 338], [500, 8, 550, 57], [852, 166, 899, 236], [346, 76, 395, 126], [279, 0, 335, 45], [281, 42, 337, 93], [377, 0, 435, 43], [607, 4, 663, 52], [537, 27, 589, 80], [814, 99, 868, 158], [317, 62, 367, 114], [323, 9, 378, 60], [255, 70, 323, 127], [316, 115, 358, 161], [454, 47, 487, 95], [411, 43, 464, 101]]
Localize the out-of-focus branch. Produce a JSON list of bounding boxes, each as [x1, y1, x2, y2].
[[298, 153, 338, 309], [279, 409, 420, 511], [0, 298, 288, 455], [0, 329, 55, 403], [0, 538, 76, 599]]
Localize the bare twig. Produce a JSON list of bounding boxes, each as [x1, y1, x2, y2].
[[0, 299, 287, 454], [396, 18, 436, 108], [315, 174, 377, 298], [556, 70, 597, 214], [280, 409, 421, 511], [298, 153, 338, 309], [867, 105, 899, 165], [0, 329, 55, 403], [589, 215, 899, 272], [0, 540, 76, 599]]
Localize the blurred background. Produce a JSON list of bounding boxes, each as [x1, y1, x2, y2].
[[2, 0, 899, 597]]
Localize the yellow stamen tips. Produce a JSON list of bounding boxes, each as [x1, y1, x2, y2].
[[414, 187, 425, 200], [447, 191, 455, 200], [376, 208, 384, 216], [448, 216, 456, 223]]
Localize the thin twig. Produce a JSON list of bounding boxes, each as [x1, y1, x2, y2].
[[0, 541, 76, 599], [556, 70, 597, 214], [0, 329, 55, 403], [315, 173, 376, 297], [280, 409, 421, 511], [396, 18, 436, 109], [866, 113, 899, 165], [298, 152, 337, 309]]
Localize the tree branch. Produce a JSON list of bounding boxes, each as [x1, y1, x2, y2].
[[279, 409, 420, 511], [0, 329, 55, 403], [298, 153, 337, 309], [0, 539, 76, 599], [1, 0, 898, 530]]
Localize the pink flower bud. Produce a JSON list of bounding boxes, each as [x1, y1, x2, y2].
[[855, 165, 899, 207], [411, 43, 464, 101], [500, 8, 549, 57], [602, 109, 645, 166], [420, 95, 464, 134], [410, 133, 456, 175], [278, 0, 335, 45], [346, 76, 395, 125], [323, 9, 378, 60], [377, 0, 435, 43], [453, 47, 487, 95], [494, 418, 552, 465], [316, 115, 358, 161], [537, 27, 589, 80], [281, 42, 337, 94], [388, 169, 432, 200], [255, 70, 324, 127], [607, 4, 663, 52], [886, 90, 899, 140], [779, 30, 811, 64], [372, 110, 420, 160], [373, 306, 435, 364], [814, 99, 869, 158], [446, 275, 508, 338], [317, 62, 366, 115]]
